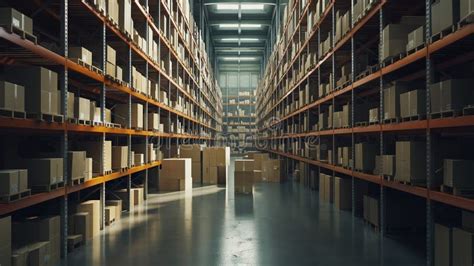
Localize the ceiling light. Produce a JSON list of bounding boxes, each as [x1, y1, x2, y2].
[[216, 4, 239, 10], [219, 24, 239, 28], [240, 24, 262, 29], [221, 38, 239, 42], [220, 38, 261, 42], [241, 4, 265, 10], [222, 57, 258, 61]]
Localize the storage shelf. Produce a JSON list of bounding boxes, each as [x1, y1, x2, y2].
[[262, 149, 474, 212], [0, 161, 161, 216]]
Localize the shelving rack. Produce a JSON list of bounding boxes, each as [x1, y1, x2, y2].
[[0, 0, 221, 259], [256, 0, 474, 265]]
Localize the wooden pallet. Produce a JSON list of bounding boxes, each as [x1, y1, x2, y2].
[[369, 120, 379, 125], [31, 181, 65, 193], [430, 109, 462, 119], [430, 24, 457, 43], [75, 59, 94, 71], [103, 170, 113, 175], [0, 190, 31, 203], [27, 113, 64, 123], [71, 177, 86, 186], [458, 12, 474, 28], [106, 218, 116, 226], [383, 117, 400, 124], [0, 109, 26, 119], [463, 105, 474, 116], [132, 127, 144, 131], [67, 235, 84, 253], [381, 52, 406, 68], [77, 119, 91, 126], [2, 25, 37, 44], [104, 122, 122, 128], [92, 121, 103, 127], [406, 43, 426, 56], [401, 113, 427, 122], [440, 185, 474, 198]]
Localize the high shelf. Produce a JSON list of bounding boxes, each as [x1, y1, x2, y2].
[[256, 0, 474, 265], [0, 0, 221, 258]]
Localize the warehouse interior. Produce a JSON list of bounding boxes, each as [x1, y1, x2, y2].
[[0, 0, 473, 265]]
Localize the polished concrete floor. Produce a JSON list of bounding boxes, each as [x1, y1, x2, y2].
[[63, 158, 425, 266]]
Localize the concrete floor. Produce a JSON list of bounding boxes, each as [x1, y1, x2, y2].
[[63, 158, 425, 266]]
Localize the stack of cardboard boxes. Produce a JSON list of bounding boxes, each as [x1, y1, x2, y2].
[[105, 45, 122, 80], [395, 141, 426, 185], [68, 151, 93, 182], [334, 176, 351, 210], [381, 16, 424, 62], [430, 79, 474, 115], [435, 211, 474, 266], [159, 158, 192, 192], [0, 81, 25, 114], [443, 159, 474, 191], [114, 188, 144, 211], [262, 159, 282, 182], [112, 146, 128, 171], [235, 159, 254, 194], [23, 158, 64, 190], [0, 169, 28, 198], [383, 82, 409, 121], [83, 140, 112, 175], [400, 89, 426, 119], [319, 173, 333, 203], [355, 143, 377, 172], [0, 8, 33, 36], [114, 103, 144, 129], [179, 144, 202, 184], [202, 147, 230, 185], [5, 66, 59, 117]]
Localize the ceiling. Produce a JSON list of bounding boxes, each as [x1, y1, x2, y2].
[[203, 0, 277, 71]]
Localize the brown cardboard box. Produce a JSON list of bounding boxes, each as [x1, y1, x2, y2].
[[179, 144, 202, 162], [83, 140, 112, 173], [334, 176, 351, 210], [382, 155, 395, 176], [106, 200, 122, 220], [70, 212, 89, 242], [131, 188, 144, 206], [319, 173, 327, 202], [435, 224, 452, 266], [406, 25, 425, 51], [27, 242, 50, 266], [148, 113, 160, 131], [161, 158, 192, 179], [106, 45, 116, 64], [25, 158, 63, 186], [254, 170, 262, 182], [431, 0, 460, 35], [17, 169, 28, 192], [68, 151, 86, 181], [235, 159, 254, 172], [395, 141, 426, 184], [133, 153, 144, 166], [383, 82, 409, 120], [443, 159, 474, 189], [452, 227, 474, 266], [253, 153, 270, 171], [0, 216, 11, 266], [106, 0, 119, 23], [403, 89, 426, 118], [11, 247, 28, 266], [159, 178, 185, 191], [0, 8, 33, 34], [112, 146, 128, 170], [69, 47, 93, 65], [342, 147, 352, 168], [114, 189, 132, 210], [119, 0, 132, 36], [77, 200, 100, 239], [217, 166, 227, 185], [263, 160, 281, 182], [106, 62, 116, 77], [325, 174, 334, 203], [440, 79, 473, 112], [192, 161, 201, 184], [355, 143, 376, 172], [105, 206, 116, 225], [85, 158, 92, 180], [0, 170, 19, 195], [113, 103, 143, 129], [74, 97, 91, 120], [214, 147, 230, 167], [235, 171, 253, 194], [0, 81, 25, 112]]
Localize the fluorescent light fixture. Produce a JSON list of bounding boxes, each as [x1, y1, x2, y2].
[[219, 24, 239, 28], [216, 4, 239, 10], [222, 57, 258, 61], [240, 24, 262, 29], [220, 38, 261, 42], [241, 4, 265, 10], [221, 38, 240, 42], [220, 49, 259, 53]]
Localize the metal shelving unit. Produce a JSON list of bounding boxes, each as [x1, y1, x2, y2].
[[256, 0, 474, 265]]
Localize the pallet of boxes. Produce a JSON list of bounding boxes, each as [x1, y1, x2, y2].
[[159, 158, 192, 192], [202, 147, 230, 185], [235, 159, 254, 194], [179, 144, 203, 184]]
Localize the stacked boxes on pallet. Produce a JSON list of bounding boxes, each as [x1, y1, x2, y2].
[[381, 16, 424, 62], [179, 144, 202, 184], [0, 170, 28, 198], [443, 159, 474, 191], [235, 159, 254, 194], [0, 81, 25, 114], [429, 79, 474, 115], [319, 173, 333, 203], [159, 158, 192, 192], [112, 146, 128, 170], [395, 141, 426, 185], [83, 140, 112, 175], [0, 8, 33, 35], [202, 147, 230, 185], [114, 103, 144, 129]]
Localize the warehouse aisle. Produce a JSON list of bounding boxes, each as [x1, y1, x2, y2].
[[63, 158, 424, 266]]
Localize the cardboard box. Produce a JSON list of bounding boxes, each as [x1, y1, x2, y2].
[[28, 242, 50, 266], [443, 159, 474, 189], [161, 158, 192, 180], [406, 25, 425, 51], [253, 153, 270, 171], [355, 143, 376, 172], [148, 113, 159, 131], [235, 159, 254, 172], [0, 8, 33, 34], [114, 103, 143, 129], [68, 151, 86, 181], [400, 89, 426, 118], [435, 224, 452, 266], [0, 216, 11, 266], [77, 200, 100, 239], [460, 0, 474, 21], [83, 140, 112, 173], [132, 188, 144, 206], [114, 189, 132, 210], [383, 82, 409, 120], [134, 153, 144, 166], [235, 171, 253, 194], [334, 176, 351, 210], [452, 227, 474, 266], [69, 47, 93, 65], [342, 146, 352, 168], [25, 158, 63, 186], [440, 79, 473, 112], [70, 212, 89, 242], [0, 81, 25, 112], [106, 62, 116, 77], [106, 200, 122, 220], [5, 66, 59, 115], [431, 0, 460, 35], [395, 141, 426, 184], [106, 45, 116, 64], [106, 0, 119, 23], [74, 97, 91, 120], [119, 0, 132, 36], [253, 170, 262, 182], [192, 161, 201, 184], [263, 159, 281, 182], [214, 147, 230, 167], [112, 146, 128, 170], [159, 178, 185, 191], [382, 17, 424, 61], [85, 158, 93, 180], [0, 170, 19, 195], [369, 196, 379, 227], [105, 206, 116, 225], [11, 247, 28, 266], [179, 144, 202, 162], [382, 155, 395, 176]]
